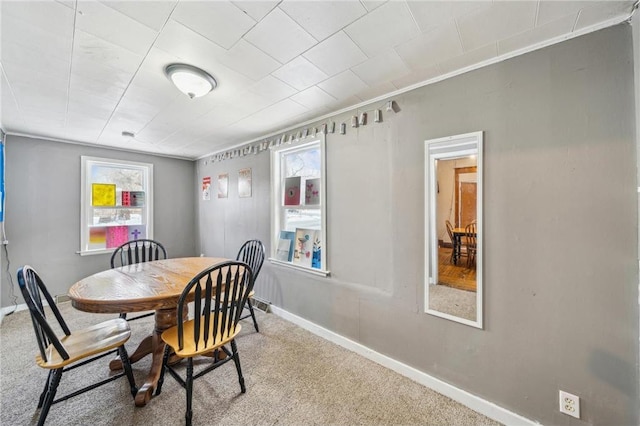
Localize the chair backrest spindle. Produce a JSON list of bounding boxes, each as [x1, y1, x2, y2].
[[175, 261, 254, 352], [110, 239, 167, 268], [17, 266, 71, 362]]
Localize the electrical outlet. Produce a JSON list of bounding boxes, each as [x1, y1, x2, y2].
[[559, 390, 580, 419]]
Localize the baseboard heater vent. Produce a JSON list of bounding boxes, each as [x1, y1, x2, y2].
[[252, 297, 271, 313]]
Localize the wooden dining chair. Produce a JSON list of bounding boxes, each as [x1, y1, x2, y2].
[[465, 222, 477, 268], [110, 239, 167, 321], [17, 265, 137, 426], [235, 239, 265, 332], [155, 261, 255, 426]]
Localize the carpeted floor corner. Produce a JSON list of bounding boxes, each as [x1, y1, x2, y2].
[[0, 303, 500, 425]]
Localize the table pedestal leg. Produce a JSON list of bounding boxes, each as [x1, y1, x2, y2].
[[109, 335, 153, 371], [134, 308, 177, 407]]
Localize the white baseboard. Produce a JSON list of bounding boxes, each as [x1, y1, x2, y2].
[[0, 303, 27, 325], [269, 305, 539, 426]]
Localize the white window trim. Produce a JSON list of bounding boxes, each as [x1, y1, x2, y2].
[[79, 156, 154, 256], [269, 135, 329, 276]]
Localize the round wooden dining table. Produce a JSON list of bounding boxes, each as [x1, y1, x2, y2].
[[68, 257, 227, 407]]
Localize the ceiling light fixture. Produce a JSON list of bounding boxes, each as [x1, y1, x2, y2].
[[164, 64, 217, 99]]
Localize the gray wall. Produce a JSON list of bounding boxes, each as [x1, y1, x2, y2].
[[196, 25, 638, 425], [1, 136, 197, 305]]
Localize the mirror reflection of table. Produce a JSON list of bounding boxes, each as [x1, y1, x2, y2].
[[451, 228, 476, 265], [68, 257, 227, 407]]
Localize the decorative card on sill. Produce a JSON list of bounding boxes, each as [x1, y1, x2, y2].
[[275, 238, 291, 261], [128, 225, 146, 241], [284, 176, 301, 205], [276, 231, 296, 262], [121, 191, 131, 206], [305, 178, 320, 205], [106, 226, 128, 248], [92, 183, 116, 206], [130, 191, 145, 207], [293, 228, 317, 268]]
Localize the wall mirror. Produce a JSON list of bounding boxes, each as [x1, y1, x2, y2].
[[424, 132, 483, 328]]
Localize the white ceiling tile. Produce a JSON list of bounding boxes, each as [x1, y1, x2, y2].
[[290, 86, 337, 110], [171, 1, 256, 49], [272, 56, 329, 91], [536, 1, 590, 27], [279, 0, 367, 41], [231, 1, 279, 21], [2, 0, 74, 38], [355, 81, 397, 103], [67, 93, 116, 121], [360, 1, 387, 12], [498, 15, 576, 56], [391, 64, 442, 89], [396, 22, 463, 70], [155, 19, 227, 63], [71, 54, 135, 93], [247, 76, 297, 104], [55, 0, 76, 9], [457, 2, 538, 51], [75, 0, 158, 56], [574, 1, 633, 30], [219, 39, 282, 81], [232, 98, 308, 132], [344, 1, 420, 57], [438, 43, 497, 75], [351, 49, 409, 86], [303, 31, 368, 76], [100, 1, 176, 32], [1, 71, 24, 131], [1, 40, 70, 81], [68, 75, 125, 105], [244, 8, 318, 64], [1, 10, 73, 59], [407, 1, 490, 33], [74, 30, 144, 74], [326, 95, 363, 112], [1, 61, 67, 94], [318, 70, 369, 100], [194, 102, 253, 129]]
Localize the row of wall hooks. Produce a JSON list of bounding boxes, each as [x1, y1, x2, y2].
[[204, 100, 398, 164]]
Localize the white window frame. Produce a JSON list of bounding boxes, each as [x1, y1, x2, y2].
[[79, 156, 154, 256], [269, 135, 329, 276]]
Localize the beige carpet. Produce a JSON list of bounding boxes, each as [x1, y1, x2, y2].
[[1, 303, 500, 426]]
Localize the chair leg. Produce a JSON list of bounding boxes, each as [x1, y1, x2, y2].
[[155, 345, 171, 396], [37, 368, 62, 426], [230, 340, 245, 393], [246, 299, 259, 333], [118, 345, 138, 397], [185, 358, 194, 426], [37, 370, 53, 408]]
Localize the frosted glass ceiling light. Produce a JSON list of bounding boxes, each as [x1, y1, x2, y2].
[[164, 64, 217, 99]]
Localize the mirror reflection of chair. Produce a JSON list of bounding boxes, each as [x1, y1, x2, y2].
[[465, 222, 477, 268], [110, 239, 167, 322], [235, 239, 265, 332], [17, 265, 137, 426], [155, 261, 255, 426], [445, 220, 467, 265]]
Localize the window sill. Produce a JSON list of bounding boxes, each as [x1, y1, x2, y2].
[[268, 258, 330, 277], [77, 248, 115, 256]]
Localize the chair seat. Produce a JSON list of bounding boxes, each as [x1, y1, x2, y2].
[[37, 319, 131, 369], [161, 315, 242, 358]]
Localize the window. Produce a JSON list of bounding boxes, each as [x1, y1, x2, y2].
[[270, 135, 328, 275], [80, 156, 153, 255]]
